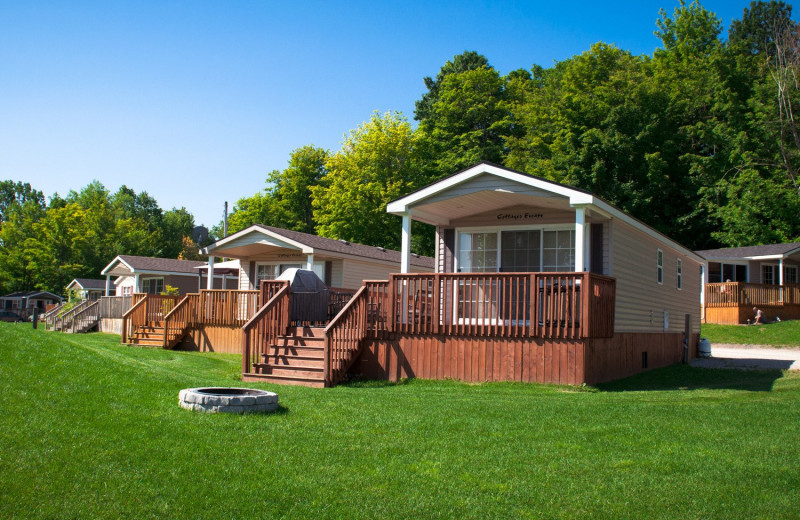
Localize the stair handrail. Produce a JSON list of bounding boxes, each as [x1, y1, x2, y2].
[[323, 285, 369, 387], [242, 281, 290, 375], [162, 293, 199, 349], [71, 300, 100, 333], [59, 300, 90, 331], [42, 302, 66, 329], [122, 294, 149, 344]]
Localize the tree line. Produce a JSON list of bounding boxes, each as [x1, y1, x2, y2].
[[221, 0, 800, 256], [0, 180, 200, 294], [3, 1, 799, 295]]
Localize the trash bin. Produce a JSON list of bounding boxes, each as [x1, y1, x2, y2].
[[276, 268, 330, 324]]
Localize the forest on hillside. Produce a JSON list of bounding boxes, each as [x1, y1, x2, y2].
[[2, 1, 799, 295]]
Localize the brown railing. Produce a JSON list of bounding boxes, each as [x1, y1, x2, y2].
[[383, 272, 615, 339], [364, 280, 391, 336], [328, 287, 357, 320], [705, 282, 800, 308], [324, 286, 369, 387], [121, 294, 180, 344], [71, 300, 100, 333], [196, 290, 259, 326], [163, 293, 200, 348], [242, 281, 290, 375]]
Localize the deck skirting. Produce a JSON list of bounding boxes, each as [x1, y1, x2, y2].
[[177, 325, 243, 354], [353, 332, 697, 386]]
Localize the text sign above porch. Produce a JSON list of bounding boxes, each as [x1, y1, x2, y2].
[[497, 212, 545, 222]]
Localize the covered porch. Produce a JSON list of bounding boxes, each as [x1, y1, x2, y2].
[[703, 281, 800, 324]]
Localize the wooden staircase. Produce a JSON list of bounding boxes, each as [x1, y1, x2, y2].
[[127, 321, 169, 346], [249, 326, 326, 387]]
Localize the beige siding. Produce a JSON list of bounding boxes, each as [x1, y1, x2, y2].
[[330, 259, 344, 288], [340, 259, 398, 289], [239, 262, 252, 290], [611, 220, 701, 333], [450, 205, 577, 228]]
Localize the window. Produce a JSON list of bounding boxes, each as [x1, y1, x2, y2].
[[500, 230, 541, 272], [256, 263, 305, 285], [141, 278, 164, 294], [762, 265, 775, 285], [676, 259, 682, 289], [784, 265, 798, 284], [707, 262, 747, 283], [458, 232, 498, 272], [121, 286, 132, 296], [542, 230, 575, 272], [657, 249, 663, 284]]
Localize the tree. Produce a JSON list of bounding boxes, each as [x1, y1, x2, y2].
[[0, 180, 44, 226], [414, 51, 490, 122], [729, 1, 793, 56], [312, 111, 426, 251], [266, 145, 328, 234]]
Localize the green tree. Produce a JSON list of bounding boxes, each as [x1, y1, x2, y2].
[[266, 145, 328, 233], [312, 111, 426, 251]]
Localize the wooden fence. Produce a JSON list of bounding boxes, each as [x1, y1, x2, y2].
[[99, 296, 133, 319], [705, 282, 800, 308], [242, 281, 290, 374]]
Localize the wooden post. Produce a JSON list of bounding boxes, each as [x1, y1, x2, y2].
[[683, 313, 691, 364]]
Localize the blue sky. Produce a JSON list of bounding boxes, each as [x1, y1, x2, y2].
[[1, 1, 757, 228]]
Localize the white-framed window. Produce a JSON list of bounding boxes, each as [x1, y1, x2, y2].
[[657, 249, 663, 284], [784, 265, 798, 284], [455, 225, 576, 273], [255, 262, 321, 285], [708, 262, 747, 283], [762, 264, 776, 285], [121, 285, 132, 296], [676, 258, 682, 289], [141, 278, 164, 294]]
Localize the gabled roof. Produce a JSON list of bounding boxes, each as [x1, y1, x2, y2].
[[0, 290, 63, 301], [203, 225, 435, 269], [388, 162, 703, 263], [102, 255, 206, 276], [695, 242, 800, 261], [66, 278, 106, 291]]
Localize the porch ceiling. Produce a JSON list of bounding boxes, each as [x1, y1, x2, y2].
[[208, 241, 304, 259], [408, 190, 594, 226]]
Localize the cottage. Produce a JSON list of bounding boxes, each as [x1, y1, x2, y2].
[[696, 242, 800, 324], [100, 255, 237, 296], [200, 225, 434, 291], [0, 291, 62, 318], [65, 278, 106, 301]]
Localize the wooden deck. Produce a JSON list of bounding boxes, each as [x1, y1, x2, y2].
[[704, 282, 800, 324]]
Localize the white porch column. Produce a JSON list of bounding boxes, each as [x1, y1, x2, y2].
[[400, 213, 411, 274], [207, 257, 215, 290], [306, 254, 314, 271], [134, 273, 140, 293], [779, 257, 785, 302], [574, 207, 585, 272], [105, 275, 111, 297]]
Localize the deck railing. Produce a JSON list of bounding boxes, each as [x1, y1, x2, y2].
[[196, 289, 260, 326], [121, 294, 181, 344], [163, 293, 200, 348], [242, 281, 290, 374], [705, 282, 800, 308], [58, 300, 91, 331], [42, 302, 66, 329], [99, 295, 133, 319], [324, 286, 369, 386], [71, 300, 100, 333], [381, 272, 615, 339]]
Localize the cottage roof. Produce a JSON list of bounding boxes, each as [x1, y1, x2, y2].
[[101, 255, 205, 276], [66, 278, 107, 290], [695, 242, 800, 261], [387, 162, 703, 263], [0, 290, 63, 301], [203, 225, 435, 270]]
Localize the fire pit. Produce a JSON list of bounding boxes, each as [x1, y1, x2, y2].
[[179, 387, 278, 414]]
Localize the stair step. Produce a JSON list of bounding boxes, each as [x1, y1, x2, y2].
[[267, 345, 324, 357], [287, 326, 326, 338], [242, 372, 325, 388], [261, 355, 324, 369], [130, 338, 165, 346], [253, 364, 323, 379], [275, 335, 325, 348]]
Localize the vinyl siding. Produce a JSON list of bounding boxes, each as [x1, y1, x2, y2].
[[611, 220, 701, 333]]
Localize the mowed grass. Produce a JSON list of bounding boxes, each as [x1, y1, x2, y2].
[[1, 323, 799, 519], [702, 320, 800, 347]]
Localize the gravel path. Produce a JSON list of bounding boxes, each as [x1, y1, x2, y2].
[[691, 343, 800, 371]]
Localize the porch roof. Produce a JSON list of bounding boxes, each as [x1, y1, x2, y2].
[[101, 255, 205, 277], [202, 225, 435, 269], [65, 278, 106, 291], [696, 242, 800, 262], [388, 162, 702, 262]]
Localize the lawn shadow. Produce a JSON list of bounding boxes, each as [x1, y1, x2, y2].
[[338, 377, 414, 389], [597, 364, 784, 392]]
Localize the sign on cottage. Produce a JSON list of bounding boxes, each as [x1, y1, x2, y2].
[[496, 212, 544, 221]]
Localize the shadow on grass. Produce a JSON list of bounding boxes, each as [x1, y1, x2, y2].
[[597, 364, 783, 392], [339, 378, 414, 389]]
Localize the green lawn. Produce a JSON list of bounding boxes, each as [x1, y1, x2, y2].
[[702, 320, 800, 347], [1, 323, 799, 519]]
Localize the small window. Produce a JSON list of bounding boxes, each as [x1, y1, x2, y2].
[[762, 265, 775, 285], [676, 259, 682, 289], [141, 278, 164, 294], [657, 249, 663, 284], [785, 265, 798, 284]]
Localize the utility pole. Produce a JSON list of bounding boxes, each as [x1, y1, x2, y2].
[[223, 201, 228, 238]]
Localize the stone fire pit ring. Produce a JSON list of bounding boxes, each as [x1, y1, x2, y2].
[[179, 387, 278, 414]]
